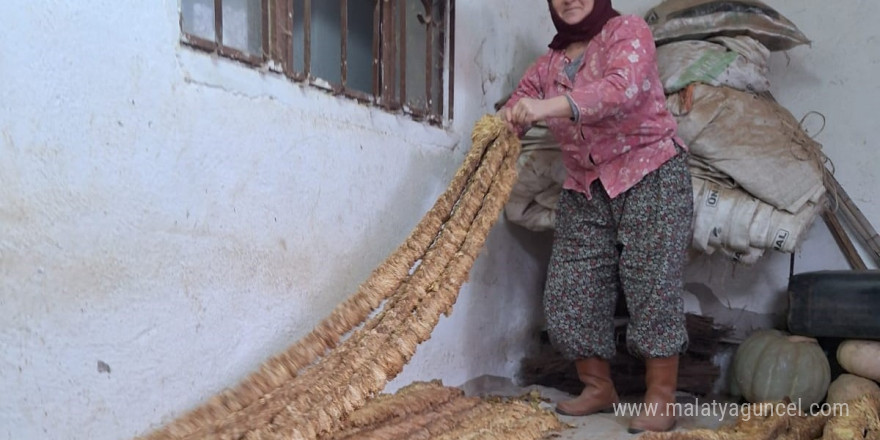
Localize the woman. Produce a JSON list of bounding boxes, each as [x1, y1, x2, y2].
[[499, 0, 692, 433]]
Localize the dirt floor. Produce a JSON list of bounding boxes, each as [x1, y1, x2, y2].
[[461, 375, 735, 439]]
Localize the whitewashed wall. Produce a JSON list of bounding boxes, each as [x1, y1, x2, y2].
[[0, 1, 877, 439], [0, 1, 555, 439]]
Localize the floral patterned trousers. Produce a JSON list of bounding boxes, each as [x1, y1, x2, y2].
[[544, 151, 692, 360]]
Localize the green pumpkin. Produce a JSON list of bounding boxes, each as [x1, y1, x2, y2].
[[731, 329, 830, 406]]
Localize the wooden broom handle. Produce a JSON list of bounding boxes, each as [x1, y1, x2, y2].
[[826, 173, 880, 267]]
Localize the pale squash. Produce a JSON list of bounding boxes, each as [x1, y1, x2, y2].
[[827, 374, 880, 406], [731, 329, 830, 406], [837, 340, 880, 382]]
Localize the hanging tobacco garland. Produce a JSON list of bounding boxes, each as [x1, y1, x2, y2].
[[140, 116, 561, 440]]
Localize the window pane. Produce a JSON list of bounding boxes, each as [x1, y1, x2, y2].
[[222, 0, 263, 55], [430, 0, 444, 115], [403, 0, 445, 114], [292, 0, 305, 73], [181, 0, 216, 41], [312, 1, 342, 85], [347, 0, 377, 94], [404, 0, 428, 111]]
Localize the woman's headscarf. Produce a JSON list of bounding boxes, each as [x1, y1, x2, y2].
[[548, 0, 620, 50]]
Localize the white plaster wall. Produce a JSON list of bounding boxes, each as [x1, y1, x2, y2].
[[0, 1, 554, 439]]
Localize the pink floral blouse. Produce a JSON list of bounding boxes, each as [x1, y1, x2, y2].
[[504, 15, 685, 199]]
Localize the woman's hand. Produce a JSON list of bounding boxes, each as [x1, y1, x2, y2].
[[497, 107, 517, 133], [509, 98, 548, 125], [498, 96, 572, 133]]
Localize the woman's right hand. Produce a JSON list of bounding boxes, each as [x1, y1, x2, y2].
[[497, 107, 518, 134]]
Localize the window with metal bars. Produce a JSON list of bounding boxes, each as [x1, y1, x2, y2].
[[180, 0, 454, 124]]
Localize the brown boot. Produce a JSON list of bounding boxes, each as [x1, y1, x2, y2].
[[628, 356, 679, 433], [555, 357, 619, 416]]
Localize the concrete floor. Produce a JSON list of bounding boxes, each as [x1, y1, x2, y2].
[[461, 375, 733, 439]]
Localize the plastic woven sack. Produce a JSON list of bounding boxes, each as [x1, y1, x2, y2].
[[656, 36, 770, 93], [645, 0, 810, 51]]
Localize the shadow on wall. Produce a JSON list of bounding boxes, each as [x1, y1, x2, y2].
[[685, 282, 786, 341], [507, 34, 550, 96], [487, 34, 551, 112], [506, 221, 555, 269], [451, 220, 554, 383], [503, 221, 554, 327]]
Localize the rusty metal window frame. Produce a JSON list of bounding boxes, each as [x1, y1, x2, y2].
[[179, 0, 270, 67], [179, 0, 455, 125]]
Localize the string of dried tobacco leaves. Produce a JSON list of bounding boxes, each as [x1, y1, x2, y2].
[[140, 115, 562, 440]]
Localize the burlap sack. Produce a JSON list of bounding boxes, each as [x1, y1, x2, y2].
[[645, 0, 810, 51], [668, 84, 825, 214], [504, 122, 565, 232], [688, 155, 736, 188]]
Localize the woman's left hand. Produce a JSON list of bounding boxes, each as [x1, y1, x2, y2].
[[509, 98, 548, 125]]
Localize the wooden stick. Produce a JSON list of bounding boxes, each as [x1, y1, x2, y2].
[[825, 173, 880, 267], [821, 209, 868, 270]]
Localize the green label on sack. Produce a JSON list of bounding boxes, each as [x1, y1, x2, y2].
[[671, 51, 739, 91]]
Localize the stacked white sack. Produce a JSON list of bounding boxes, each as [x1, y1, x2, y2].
[[649, 0, 822, 261], [667, 85, 825, 215], [691, 178, 824, 264]]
